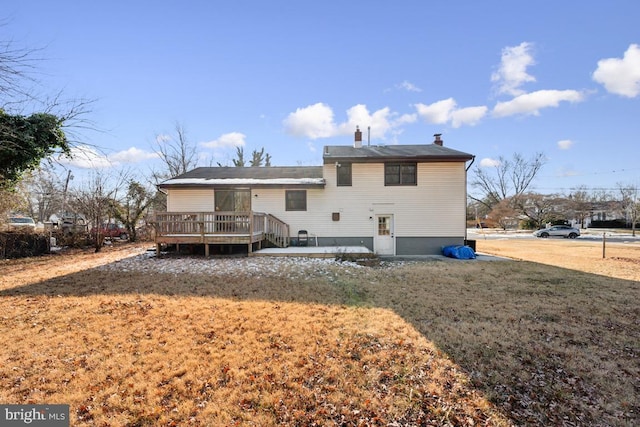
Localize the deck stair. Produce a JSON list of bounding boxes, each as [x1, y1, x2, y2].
[[264, 214, 290, 248]]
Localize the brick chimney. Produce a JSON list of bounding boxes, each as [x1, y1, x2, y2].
[[354, 126, 362, 148], [433, 133, 443, 146]]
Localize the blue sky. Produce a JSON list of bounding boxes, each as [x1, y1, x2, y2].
[[3, 1, 640, 195]]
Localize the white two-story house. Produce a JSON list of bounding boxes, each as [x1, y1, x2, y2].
[[155, 130, 475, 256]]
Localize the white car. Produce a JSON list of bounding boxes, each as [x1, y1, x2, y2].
[[6, 216, 37, 231], [533, 225, 580, 239]]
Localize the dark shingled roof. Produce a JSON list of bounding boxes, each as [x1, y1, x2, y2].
[[159, 143, 473, 189], [322, 144, 474, 163], [158, 166, 325, 189], [168, 166, 323, 180]]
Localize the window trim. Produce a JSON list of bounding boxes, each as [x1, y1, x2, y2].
[[384, 162, 417, 186], [285, 190, 307, 211]]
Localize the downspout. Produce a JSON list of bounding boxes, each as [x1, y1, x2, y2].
[[464, 156, 476, 243]]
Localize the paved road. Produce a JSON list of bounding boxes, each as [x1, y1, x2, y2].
[[466, 228, 640, 244]]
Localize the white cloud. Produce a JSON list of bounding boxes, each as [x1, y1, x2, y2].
[[339, 104, 397, 139], [414, 98, 457, 124], [557, 139, 574, 150], [395, 113, 417, 125], [155, 134, 171, 143], [592, 44, 640, 98], [58, 145, 113, 169], [282, 103, 336, 139], [492, 89, 584, 117], [480, 157, 501, 168], [491, 42, 536, 96], [201, 132, 247, 149], [450, 106, 489, 128], [109, 147, 159, 163], [284, 103, 412, 141], [397, 80, 422, 92], [59, 146, 160, 168], [306, 141, 316, 153], [414, 98, 487, 128]]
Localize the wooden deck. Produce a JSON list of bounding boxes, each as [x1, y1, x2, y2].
[[153, 211, 290, 256]]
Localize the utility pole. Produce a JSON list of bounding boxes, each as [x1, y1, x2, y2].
[[60, 170, 73, 220]]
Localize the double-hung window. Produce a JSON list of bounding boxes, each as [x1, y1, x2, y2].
[[385, 163, 417, 186], [285, 190, 307, 211]]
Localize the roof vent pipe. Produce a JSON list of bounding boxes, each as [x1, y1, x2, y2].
[[354, 126, 362, 148], [433, 133, 443, 146]]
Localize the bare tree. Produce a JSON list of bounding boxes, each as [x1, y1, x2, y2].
[[0, 29, 41, 105], [110, 180, 156, 242], [67, 173, 116, 251], [488, 198, 519, 230], [151, 122, 198, 181], [220, 146, 273, 167], [618, 183, 639, 237], [232, 146, 246, 167], [22, 167, 65, 222], [1, 29, 94, 191], [512, 193, 562, 229], [0, 186, 27, 220], [565, 186, 593, 229], [471, 152, 546, 210]]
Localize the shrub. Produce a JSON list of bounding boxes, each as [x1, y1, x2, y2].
[[0, 232, 49, 259], [589, 219, 631, 229]]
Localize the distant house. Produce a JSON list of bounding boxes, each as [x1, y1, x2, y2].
[[155, 130, 475, 256], [584, 201, 627, 227]]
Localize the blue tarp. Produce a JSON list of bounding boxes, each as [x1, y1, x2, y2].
[[442, 245, 476, 259]]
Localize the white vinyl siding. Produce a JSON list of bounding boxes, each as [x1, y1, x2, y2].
[[314, 162, 466, 238], [252, 163, 465, 239], [251, 188, 324, 237], [164, 161, 467, 240], [166, 189, 215, 212]]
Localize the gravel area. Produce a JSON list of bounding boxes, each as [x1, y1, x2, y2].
[[96, 251, 380, 280]]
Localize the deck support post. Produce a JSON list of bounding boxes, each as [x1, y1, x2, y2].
[[156, 243, 161, 256], [205, 243, 209, 257]]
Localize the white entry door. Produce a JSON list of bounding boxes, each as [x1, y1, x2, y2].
[[374, 214, 395, 255]]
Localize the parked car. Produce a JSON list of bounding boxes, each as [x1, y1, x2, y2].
[[4, 216, 37, 232], [94, 223, 129, 240], [533, 225, 580, 239], [48, 213, 89, 234]]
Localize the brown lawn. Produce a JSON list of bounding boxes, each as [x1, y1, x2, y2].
[[0, 239, 638, 426], [477, 235, 640, 282]]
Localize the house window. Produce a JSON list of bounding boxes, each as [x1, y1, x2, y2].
[[286, 190, 307, 211], [385, 163, 417, 186], [215, 190, 250, 212], [337, 163, 352, 186]]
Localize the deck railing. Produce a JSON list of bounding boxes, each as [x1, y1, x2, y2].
[[153, 211, 289, 247], [154, 212, 258, 234], [265, 214, 290, 247]]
